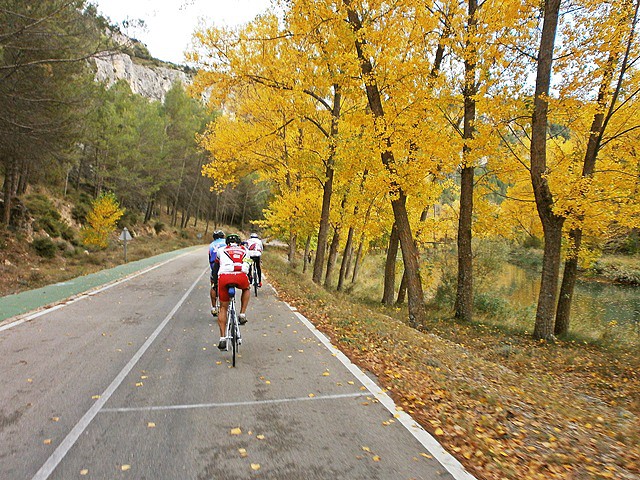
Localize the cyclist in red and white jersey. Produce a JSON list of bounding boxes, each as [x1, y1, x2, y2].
[[215, 233, 251, 350], [246, 233, 264, 287]]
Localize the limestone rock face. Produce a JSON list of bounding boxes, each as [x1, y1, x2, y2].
[[93, 52, 190, 102]]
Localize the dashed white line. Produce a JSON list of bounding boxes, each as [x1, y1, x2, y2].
[[101, 392, 369, 413], [31, 268, 208, 480]]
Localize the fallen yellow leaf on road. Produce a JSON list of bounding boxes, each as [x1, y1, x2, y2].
[[239, 448, 247, 457], [362, 446, 371, 452], [121, 465, 131, 471], [322, 372, 330, 376], [230, 428, 242, 435], [256, 434, 265, 440], [251, 463, 261, 471], [420, 453, 433, 459], [147, 422, 156, 428], [51, 417, 59, 422], [434, 428, 444, 436], [135, 382, 143, 387], [372, 456, 381, 462], [308, 393, 315, 397], [80, 469, 88, 475], [92, 395, 100, 400], [43, 439, 52, 445]]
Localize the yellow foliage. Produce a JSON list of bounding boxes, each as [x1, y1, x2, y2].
[[80, 193, 125, 249]]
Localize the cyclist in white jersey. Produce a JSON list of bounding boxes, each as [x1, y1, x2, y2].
[[246, 233, 264, 287]]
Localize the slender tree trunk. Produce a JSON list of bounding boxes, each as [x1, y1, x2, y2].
[[530, 0, 564, 340], [344, 239, 355, 279], [345, 3, 426, 326], [396, 269, 407, 305], [288, 231, 297, 263], [303, 235, 312, 273], [313, 86, 341, 284], [454, 0, 478, 322], [555, 228, 581, 335], [351, 233, 365, 284], [382, 223, 399, 305], [2, 155, 17, 225], [338, 226, 355, 291], [324, 227, 341, 288], [17, 158, 29, 195]]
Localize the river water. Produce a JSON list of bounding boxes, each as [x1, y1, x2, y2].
[[490, 264, 640, 327]]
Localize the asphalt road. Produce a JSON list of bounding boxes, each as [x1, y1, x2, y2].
[[0, 247, 474, 480]]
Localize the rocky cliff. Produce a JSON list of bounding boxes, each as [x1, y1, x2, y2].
[[93, 52, 191, 102]]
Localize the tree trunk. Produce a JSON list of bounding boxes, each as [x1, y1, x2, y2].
[[345, 3, 426, 326], [288, 231, 297, 263], [337, 225, 355, 291], [382, 223, 399, 305], [17, 158, 29, 195], [324, 227, 341, 288], [530, 0, 564, 340], [396, 269, 407, 305], [312, 86, 341, 284], [351, 233, 365, 284], [454, 0, 478, 323], [303, 235, 312, 273], [2, 155, 17, 225], [455, 166, 474, 321]]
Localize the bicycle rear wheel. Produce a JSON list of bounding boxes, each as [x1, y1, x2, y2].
[[231, 315, 238, 367], [253, 266, 259, 297]]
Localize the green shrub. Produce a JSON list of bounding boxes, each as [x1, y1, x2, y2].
[[71, 203, 90, 224], [118, 209, 140, 229], [25, 194, 71, 239], [32, 237, 57, 258], [474, 292, 511, 317], [154, 222, 165, 234]]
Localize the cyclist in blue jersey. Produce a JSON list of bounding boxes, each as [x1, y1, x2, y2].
[[209, 230, 226, 316]]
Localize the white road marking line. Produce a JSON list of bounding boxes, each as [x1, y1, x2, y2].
[[291, 309, 477, 480], [101, 392, 369, 413], [0, 249, 198, 333], [31, 268, 208, 480]]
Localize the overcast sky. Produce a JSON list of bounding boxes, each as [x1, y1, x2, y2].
[[90, 0, 273, 64]]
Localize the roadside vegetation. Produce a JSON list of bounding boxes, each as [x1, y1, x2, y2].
[[264, 250, 639, 480]]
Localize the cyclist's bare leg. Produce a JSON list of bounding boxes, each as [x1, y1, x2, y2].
[[218, 301, 229, 337], [210, 283, 217, 310], [239, 289, 250, 314]]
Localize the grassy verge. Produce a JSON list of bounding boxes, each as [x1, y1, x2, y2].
[[0, 226, 205, 297], [264, 251, 639, 480]]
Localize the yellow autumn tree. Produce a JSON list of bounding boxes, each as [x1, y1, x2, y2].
[[80, 192, 125, 249]]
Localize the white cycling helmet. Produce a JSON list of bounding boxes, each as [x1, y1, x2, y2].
[[250, 233, 259, 238]]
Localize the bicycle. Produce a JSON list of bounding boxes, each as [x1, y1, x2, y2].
[[248, 260, 259, 297], [224, 285, 242, 367]]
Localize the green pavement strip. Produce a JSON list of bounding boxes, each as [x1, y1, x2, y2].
[[0, 245, 202, 323]]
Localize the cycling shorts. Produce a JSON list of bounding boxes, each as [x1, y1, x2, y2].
[[218, 272, 249, 301]]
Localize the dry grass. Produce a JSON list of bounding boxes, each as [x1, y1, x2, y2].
[[0, 226, 204, 297], [264, 251, 640, 480]]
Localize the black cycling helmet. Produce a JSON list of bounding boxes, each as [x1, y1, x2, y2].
[[213, 230, 225, 240], [226, 233, 241, 245]]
